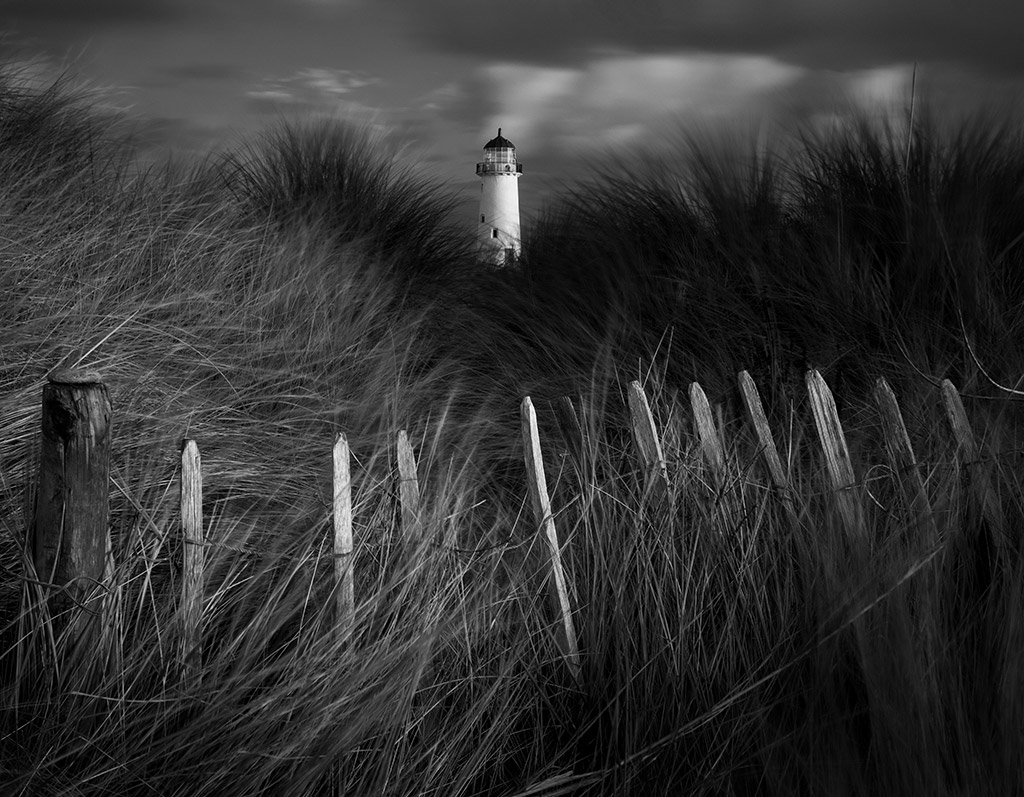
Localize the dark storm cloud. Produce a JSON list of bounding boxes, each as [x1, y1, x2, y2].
[[389, 0, 1024, 73]]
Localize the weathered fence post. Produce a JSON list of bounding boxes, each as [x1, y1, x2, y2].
[[396, 430, 421, 540], [690, 382, 726, 481], [627, 381, 670, 502], [941, 379, 1005, 550], [872, 379, 939, 663], [333, 433, 355, 644], [521, 397, 581, 682], [554, 396, 586, 482], [738, 370, 796, 521], [873, 379, 936, 546], [806, 369, 866, 545], [30, 368, 113, 674], [180, 438, 204, 678]]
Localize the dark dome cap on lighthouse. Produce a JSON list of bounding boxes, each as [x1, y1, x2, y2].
[[483, 127, 515, 149]]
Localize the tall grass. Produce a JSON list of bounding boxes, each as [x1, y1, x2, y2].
[[1, 70, 1023, 795]]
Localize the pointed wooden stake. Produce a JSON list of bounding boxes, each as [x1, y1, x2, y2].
[[738, 370, 795, 520], [554, 395, 586, 481], [627, 381, 670, 502], [333, 433, 355, 644], [873, 379, 935, 545], [521, 397, 581, 682], [941, 379, 1005, 549], [396, 430, 421, 540], [180, 438, 204, 678], [806, 370, 866, 544], [690, 381, 726, 480]]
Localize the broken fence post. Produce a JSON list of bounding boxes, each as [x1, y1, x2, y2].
[[30, 368, 113, 679]]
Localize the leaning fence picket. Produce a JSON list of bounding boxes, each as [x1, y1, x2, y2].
[[941, 379, 1005, 549], [806, 369, 866, 544], [690, 381, 726, 481], [627, 381, 670, 502], [737, 370, 795, 520], [333, 433, 355, 644], [180, 439, 204, 678], [872, 379, 940, 658], [521, 397, 581, 682], [873, 379, 936, 546], [554, 395, 586, 482]]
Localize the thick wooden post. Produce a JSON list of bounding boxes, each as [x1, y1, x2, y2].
[[30, 368, 112, 661], [180, 439, 204, 677], [521, 397, 581, 682], [333, 433, 355, 644]]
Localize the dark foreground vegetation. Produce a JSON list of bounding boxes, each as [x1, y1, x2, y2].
[[1, 69, 1023, 795]]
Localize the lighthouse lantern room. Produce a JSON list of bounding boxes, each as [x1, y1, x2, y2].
[[476, 128, 523, 266]]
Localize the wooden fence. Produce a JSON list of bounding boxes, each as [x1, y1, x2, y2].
[[25, 366, 1004, 686]]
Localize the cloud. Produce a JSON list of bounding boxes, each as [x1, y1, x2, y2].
[[300, 68, 380, 96], [846, 65, 912, 109], [477, 53, 804, 156], [387, 0, 1024, 75], [416, 81, 463, 112], [477, 64, 581, 144], [245, 68, 383, 115]]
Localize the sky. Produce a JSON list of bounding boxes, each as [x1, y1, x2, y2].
[[3, 0, 1024, 224]]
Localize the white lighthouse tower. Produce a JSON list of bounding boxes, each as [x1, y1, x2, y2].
[[476, 128, 523, 266]]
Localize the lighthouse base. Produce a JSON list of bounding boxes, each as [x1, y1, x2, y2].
[[478, 241, 519, 268]]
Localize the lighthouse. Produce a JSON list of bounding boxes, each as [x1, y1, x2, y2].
[[476, 128, 523, 266]]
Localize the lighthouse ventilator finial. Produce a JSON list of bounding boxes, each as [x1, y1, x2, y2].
[[476, 128, 522, 267]]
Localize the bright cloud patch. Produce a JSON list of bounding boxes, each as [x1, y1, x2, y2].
[[479, 53, 926, 159], [846, 65, 913, 110], [479, 53, 803, 153], [479, 63, 582, 143], [246, 68, 382, 114]]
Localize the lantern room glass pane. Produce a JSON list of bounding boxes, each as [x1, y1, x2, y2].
[[485, 147, 515, 163]]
